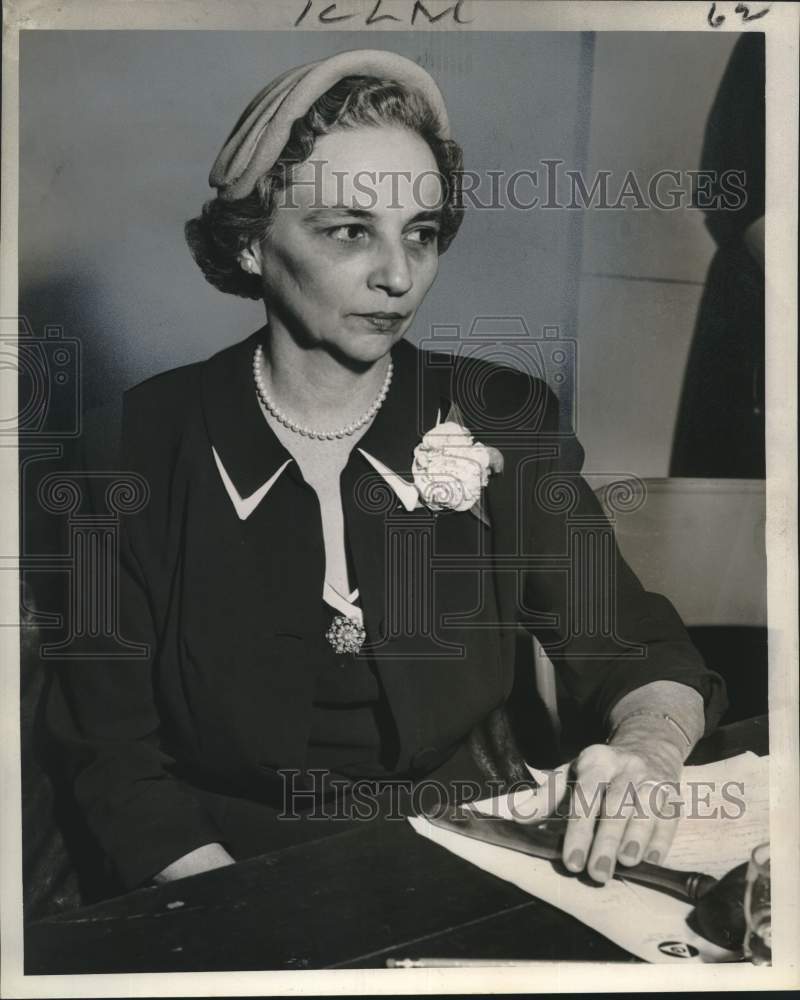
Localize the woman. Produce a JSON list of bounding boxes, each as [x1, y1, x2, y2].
[[48, 49, 727, 895]]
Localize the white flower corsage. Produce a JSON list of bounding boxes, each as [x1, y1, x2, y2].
[[412, 403, 503, 521]]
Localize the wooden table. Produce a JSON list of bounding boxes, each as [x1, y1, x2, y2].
[[24, 715, 768, 974]]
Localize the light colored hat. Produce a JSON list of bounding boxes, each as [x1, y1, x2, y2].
[[209, 48, 451, 202]]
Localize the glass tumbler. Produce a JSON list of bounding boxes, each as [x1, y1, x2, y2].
[[743, 842, 771, 965]]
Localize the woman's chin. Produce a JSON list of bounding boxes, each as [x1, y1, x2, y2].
[[331, 331, 406, 368]]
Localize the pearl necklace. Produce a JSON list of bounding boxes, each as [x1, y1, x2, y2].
[[252, 344, 393, 440]]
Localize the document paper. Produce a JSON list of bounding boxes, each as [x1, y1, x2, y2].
[[409, 751, 769, 963]]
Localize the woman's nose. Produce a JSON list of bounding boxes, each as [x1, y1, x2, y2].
[[368, 241, 413, 297]]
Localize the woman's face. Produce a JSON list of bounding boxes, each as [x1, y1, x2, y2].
[[251, 125, 444, 367]]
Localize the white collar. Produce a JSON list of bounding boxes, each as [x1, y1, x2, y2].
[[212, 446, 418, 522]]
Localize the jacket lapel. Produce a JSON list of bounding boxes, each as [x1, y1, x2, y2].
[[198, 329, 326, 643], [200, 327, 295, 505], [199, 332, 520, 764], [341, 338, 444, 647], [341, 341, 515, 759]]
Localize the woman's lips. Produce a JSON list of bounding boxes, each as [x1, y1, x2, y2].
[[354, 312, 408, 332]]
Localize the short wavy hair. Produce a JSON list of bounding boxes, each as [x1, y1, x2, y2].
[[185, 75, 465, 300]]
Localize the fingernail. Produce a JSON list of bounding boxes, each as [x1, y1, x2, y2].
[[622, 841, 639, 859], [646, 849, 661, 864], [567, 849, 584, 871], [594, 855, 611, 877]]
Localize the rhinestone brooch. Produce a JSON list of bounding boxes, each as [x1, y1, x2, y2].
[[325, 615, 367, 655]]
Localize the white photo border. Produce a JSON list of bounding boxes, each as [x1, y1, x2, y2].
[[1, 1, 797, 995]]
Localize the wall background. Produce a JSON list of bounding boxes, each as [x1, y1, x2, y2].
[[576, 31, 738, 476], [20, 30, 737, 476]]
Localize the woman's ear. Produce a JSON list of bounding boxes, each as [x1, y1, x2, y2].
[[238, 244, 262, 277]]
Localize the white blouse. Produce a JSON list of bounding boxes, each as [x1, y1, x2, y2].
[[260, 404, 369, 624]]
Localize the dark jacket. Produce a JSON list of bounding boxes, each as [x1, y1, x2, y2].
[[47, 330, 727, 888]]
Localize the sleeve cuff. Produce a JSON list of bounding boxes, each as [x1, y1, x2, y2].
[[113, 813, 227, 891], [599, 662, 729, 740], [607, 680, 706, 747], [83, 777, 229, 890]]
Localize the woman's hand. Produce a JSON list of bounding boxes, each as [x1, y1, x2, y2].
[[152, 842, 236, 884], [560, 718, 686, 884]]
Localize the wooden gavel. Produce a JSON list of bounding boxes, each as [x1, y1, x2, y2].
[[425, 810, 747, 950]]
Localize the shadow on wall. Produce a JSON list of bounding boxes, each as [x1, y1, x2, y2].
[[19, 274, 129, 423], [18, 274, 132, 920]]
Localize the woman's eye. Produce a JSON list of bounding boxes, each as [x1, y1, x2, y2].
[[408, 227, 439, 246], [328, 224, 367, 243]]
